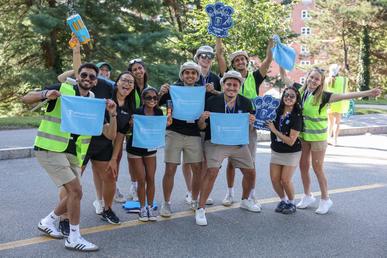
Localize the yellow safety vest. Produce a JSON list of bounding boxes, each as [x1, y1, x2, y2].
[[326, 76, 349, 113], [240, 72, 258, 99]]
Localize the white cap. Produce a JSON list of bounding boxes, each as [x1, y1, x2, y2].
[[194, 46, 215, 62], [179, 61, 201, 82], [220, 70, 244, 86], [329, 64, 340, 77], [228, 50, 249, 65]]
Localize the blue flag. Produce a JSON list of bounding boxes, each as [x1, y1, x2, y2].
[[61, 95, 105, 136], [253, 95, 280, 130], [210, 113, 249, 145], [170, 86, 205, 121], [132, 115, 167, 149], [271, 35, 296, 71]]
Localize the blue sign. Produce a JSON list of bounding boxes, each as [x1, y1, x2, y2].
[[271, 35, 297, 71], [132, 115, 167, 149], [210, 113, 249, 145], [253, 95, 280, 130], [205, 2, 234, 38], [61, 95, 106, 136], [170, 86, 205, 121]]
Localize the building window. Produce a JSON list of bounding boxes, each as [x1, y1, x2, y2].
[[301, 45, 309, 54], [300, 60, 311, 65], [301, 10, 310, 19], [300, 77, 306, 84], [301, 27, 311, 35]]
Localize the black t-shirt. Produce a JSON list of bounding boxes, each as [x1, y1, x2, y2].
[[270, 110, 303, 153], [159, 83, 201, 137], [230, 70, 265, 97], [92, 78, 113, 99], [119, 106, 164, 156], [34, 83, 93, 155], [204, 93, 254, 141]]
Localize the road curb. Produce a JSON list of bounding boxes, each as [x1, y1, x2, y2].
[[1, 126, 387, 161]]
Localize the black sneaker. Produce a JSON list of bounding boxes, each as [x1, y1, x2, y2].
[[275, 201, 288, 213], [101, 208, 120, 224], [282, 203, 297, 214], [59, 219, 70, 237]]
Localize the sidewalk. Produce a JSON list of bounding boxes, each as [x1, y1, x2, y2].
[[1, 114, 387, 160]]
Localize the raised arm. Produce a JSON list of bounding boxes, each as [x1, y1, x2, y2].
[[258, 38, 274, 77], [57, 37, 81, 82], [102, 99, 117, 141], [215, 37, 227, 76], [279, 67, 294, 87], [329, 87, 381, 103]]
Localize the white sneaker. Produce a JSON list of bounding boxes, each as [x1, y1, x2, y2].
[[185, 192, 192, 204], [38, 220, 63, 239], [222, 194, 234, 207], [240, 199, 261, 212], [65, 236, 99, 252], [315, 199, 333, 215], [127, 185, 139, 201], [296, 194, 316, 209], [160, 202, 172, 217], [114, 187, 126, 203], [206, 197, 214, 205], [250, 196, 262, 209], [92, 200, 103, 215], [191, 200, 198, 211], [195, 208, 207, 226]]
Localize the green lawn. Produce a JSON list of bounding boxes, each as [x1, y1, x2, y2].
[[0, 116, 42, 130], [355, 108, 387, 115], [355, 99, 387, 105]]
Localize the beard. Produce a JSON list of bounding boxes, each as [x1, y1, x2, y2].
[[78, 80, 95, 91]]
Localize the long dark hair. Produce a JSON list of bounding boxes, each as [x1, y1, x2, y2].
[[276, 86, 302, 117], [127, 59, 148, 89], [113, 71, 136, 114]]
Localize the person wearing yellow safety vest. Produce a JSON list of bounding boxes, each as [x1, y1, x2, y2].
[[326, 64, 350, 146], [280, 67, 381, 215], [22, 63, 117, 252], [218, 38, 274, 208]]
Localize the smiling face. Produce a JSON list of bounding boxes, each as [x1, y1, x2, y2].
[[98, 65, 111, 79], [130, 63, 145, 80], [282, 88, 297, 108], [232, 55, 248, 72], [197, 53, 213, 70], [143, 91, 158, 109], [223, 78, 241, 98], [77, 68, 98, 91], [306, 70, 323, 91], [116, 73, 134, 96], [182, 69, 198, 86]]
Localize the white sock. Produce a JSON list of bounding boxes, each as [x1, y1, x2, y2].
[[69, 224, 81, 242], [249, 189, 255, 199], [42, 211, 59, 224], [289, 199, 295, 204], [281, 197, 288, 203], [227, 187, 234, 196]]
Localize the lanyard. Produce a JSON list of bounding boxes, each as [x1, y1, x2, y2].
[[201, 73, 210, 86], [278, 112, 290, 133], [224, 98, 236, 113]]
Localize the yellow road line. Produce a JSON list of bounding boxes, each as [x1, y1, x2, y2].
[[0, 183, 384, 252]]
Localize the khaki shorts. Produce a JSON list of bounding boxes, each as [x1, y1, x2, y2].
[[301, 140, 328, 152], [248, 127, 257, 162], [164, 130, 202, 164], [204, 141, 254, 169], [35, 150, 81, 187]]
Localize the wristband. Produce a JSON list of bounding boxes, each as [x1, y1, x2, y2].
[[110, 113, 117, 117]]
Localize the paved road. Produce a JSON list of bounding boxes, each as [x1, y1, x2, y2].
[[0, 134, 386, 257], [357, 104, 387, 110]]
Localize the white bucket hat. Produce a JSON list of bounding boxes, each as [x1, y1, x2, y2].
[[194, 46, 215, 62], [329, 64, 340, 77], [179, 61, 201, 82], [220, 70, 244, 86], [228, 50, 249, 66]]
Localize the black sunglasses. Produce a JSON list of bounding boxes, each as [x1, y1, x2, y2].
[[199, 53, 214, 60], [283, 93, 296, 99], [80, 72, 97, 81], [144, 96, 158, 101]]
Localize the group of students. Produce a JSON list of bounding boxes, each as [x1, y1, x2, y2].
[[22, 36, 380, 252]]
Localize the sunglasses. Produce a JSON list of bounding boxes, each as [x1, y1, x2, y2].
[[199, 53, 214, 60], [80, 72, 97, 81], [283, 93, 296, 99], [129, 58, 143, 65], [144, 96, 158, 101]]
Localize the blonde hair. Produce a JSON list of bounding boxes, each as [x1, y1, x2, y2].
[[300, 67, 326, 106]]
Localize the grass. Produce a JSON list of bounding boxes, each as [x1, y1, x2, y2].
[[0, 116, 41, 130], [355, 108, 387, 115], [354, 99, 387, 105]]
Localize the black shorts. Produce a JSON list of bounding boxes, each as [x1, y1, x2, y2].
[[83, 143, 113, 166]]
